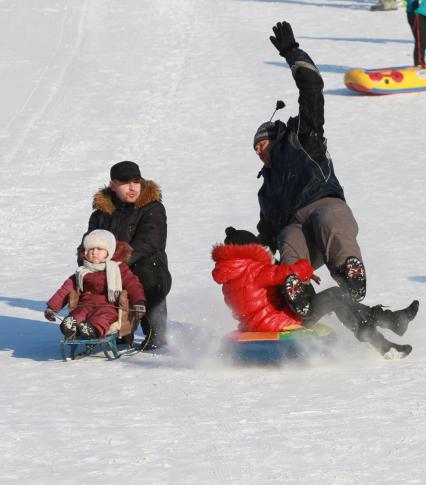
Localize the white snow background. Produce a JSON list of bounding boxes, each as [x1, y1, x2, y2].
[[0, 1, 425, 483]]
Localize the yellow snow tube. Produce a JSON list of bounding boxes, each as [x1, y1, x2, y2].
[[344, 65, 426, 94]]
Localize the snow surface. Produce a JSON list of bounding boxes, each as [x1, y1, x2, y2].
[[1, 1, 425, 483]]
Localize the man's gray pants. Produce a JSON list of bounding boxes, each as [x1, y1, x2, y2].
[[278, 197, 363, 273]]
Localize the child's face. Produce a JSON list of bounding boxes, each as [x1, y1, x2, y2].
[[86, 247, 109, 264]]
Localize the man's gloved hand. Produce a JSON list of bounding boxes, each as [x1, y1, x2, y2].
[[133, 304, 146, 321], [269, 21, 299, 57], [44, 308, 56, 322]]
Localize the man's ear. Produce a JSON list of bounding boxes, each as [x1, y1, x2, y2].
[[109, 180, 116, 191]]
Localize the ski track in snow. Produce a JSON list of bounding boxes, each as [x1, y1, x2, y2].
[[0, 1, 425, 483]]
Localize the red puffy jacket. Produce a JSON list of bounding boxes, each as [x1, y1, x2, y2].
[[212, 243, 313, 332]]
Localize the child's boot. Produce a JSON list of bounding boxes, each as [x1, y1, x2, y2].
[[78, 322, 100, 340], [381, 342, 413, 360], [334, 256, 366, 303], [356, 323, 412, 359], [60, 316, 77, 340], [370, 300, 419, 337], [283, 274, 312, 317]]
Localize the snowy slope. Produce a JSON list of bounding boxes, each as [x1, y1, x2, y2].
[[0, 0, 425, 483]]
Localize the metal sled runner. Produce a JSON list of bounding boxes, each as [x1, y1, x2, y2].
[[60, 332, 120, 360]]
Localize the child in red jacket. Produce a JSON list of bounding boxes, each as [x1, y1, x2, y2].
[[212, 227, 314, 333], [45, 230, 146, 339], [212, 227, 419, 359]]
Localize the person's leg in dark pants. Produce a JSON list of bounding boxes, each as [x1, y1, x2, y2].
[[140, 289, 168, 350], [416, 14, 426, 65], [280, 199, 366, 302], [303, 287, 415, 357], [408, 13, 426, 66]]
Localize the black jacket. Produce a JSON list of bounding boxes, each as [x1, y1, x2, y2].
[[83, 180, 171, 303], [257, 48, 345, 252]]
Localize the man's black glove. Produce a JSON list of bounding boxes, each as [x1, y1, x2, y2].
[[269, 21, 299, 57]]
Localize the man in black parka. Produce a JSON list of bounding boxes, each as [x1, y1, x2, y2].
[[254, 21, 366, 304], [83, 161, 171, 349]]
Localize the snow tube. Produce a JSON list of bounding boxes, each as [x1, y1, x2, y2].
[[344, 65, 426, 95], [222, 323, 336, 364]]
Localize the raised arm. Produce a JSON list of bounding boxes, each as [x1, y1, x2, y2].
[[270, 21, 326, 160]]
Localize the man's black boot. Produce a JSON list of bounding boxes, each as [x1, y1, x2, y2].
[[371, 300, 419, 336], [141, 317, 167, 351], [356, 322, 412, 359], [334, 256, 366, 303]]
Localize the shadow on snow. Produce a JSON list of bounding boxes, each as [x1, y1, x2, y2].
[[241, 0, 379, 11], [265, 61, 356, 73], [0, 295, 66, 361], [300, 35, 412, 45], [0, 295, 46, 312], [0, 314, 61, 361], [408, 276, 426, 283]]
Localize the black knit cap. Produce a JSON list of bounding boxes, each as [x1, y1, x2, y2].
[[224, 227, 259, 245], [253, 121, 277, 149], [110, 161, 142, 182]]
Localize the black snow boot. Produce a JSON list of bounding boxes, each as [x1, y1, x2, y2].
[[140, 320, 167, 351], [117, 334, 135, 348], [334, 256, 366, 303], [60, 316, 77, 340], [370, 300, 419, 337], [77, 322, 100, 340], [356, 323, 412, 359], [380, 341, 413, 360], [282, 274, 312, 318], [140, 301, 168, 351]]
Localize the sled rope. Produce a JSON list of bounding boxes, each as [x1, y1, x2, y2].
[[50, 303, 142, 321]]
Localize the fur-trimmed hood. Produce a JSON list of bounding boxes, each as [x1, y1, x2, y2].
[[92, 180, 162, 214], [212, 243, 274, 284], [78, 240, 133, 264]]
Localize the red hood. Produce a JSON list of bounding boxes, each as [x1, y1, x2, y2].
[[211, 243, 274, 284]]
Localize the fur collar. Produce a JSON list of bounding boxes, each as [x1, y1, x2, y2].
[[92, 179, 162, 214], [112, 241, 133, 263], [212, 243, 273, 264]]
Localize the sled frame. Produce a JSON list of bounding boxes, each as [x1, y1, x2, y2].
[[60, 333, 120, 361], [60, 290, 139, 361]]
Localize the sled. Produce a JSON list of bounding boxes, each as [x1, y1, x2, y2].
[[222, 323, 336, 364], [344, 65, 426, 95], [60, 290, 139, 361]]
